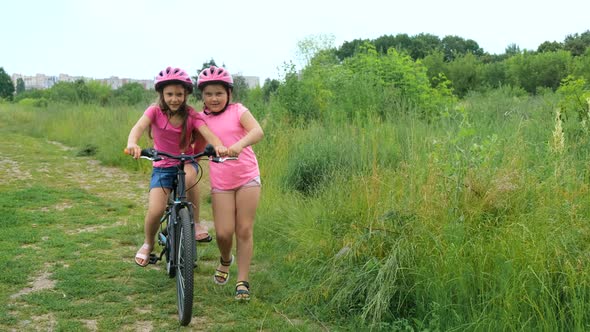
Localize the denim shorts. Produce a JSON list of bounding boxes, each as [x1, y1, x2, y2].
[[150, 164, 199, 189]]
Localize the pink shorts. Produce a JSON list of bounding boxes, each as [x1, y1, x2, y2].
[[211, 176, 261, 194]]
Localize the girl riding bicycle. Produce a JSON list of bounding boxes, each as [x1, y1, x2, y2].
[[127, 66, 226, 267], [196, 66, 264, 301]]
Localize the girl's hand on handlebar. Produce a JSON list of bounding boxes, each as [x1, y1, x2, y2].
[[125, 144, 142, 159], [227, 143, 243, 158], [214, 145, 228, 157]]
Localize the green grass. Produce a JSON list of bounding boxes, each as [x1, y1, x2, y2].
[[1, 88, 590, 331], [0, 131, 325, 331]]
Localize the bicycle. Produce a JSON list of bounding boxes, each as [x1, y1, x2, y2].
[[125, 143, 235, 326]]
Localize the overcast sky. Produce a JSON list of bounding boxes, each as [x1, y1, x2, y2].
[[2, 0, 589, 84]]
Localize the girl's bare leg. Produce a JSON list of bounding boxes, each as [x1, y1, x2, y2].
[[234, 186, 260, 289], [212, 192, 236, 282]]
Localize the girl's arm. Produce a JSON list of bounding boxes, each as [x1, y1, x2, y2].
[[197, 125, 227, 156], [126, 115, 151, 159], [228, 111, 264, 157]]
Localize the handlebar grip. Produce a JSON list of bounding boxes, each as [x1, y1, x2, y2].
[[204, 144, 216, 156]]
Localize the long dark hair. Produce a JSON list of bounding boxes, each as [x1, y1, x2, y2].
[[148, 85, 194, 150]]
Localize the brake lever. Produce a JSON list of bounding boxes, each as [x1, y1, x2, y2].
[[210, 156, 238, 163], [140, 156, 163, 162]]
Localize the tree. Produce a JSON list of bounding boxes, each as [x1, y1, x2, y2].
[[0, 67, 15, 100], [296, 34, 335, 67], [336, 38, 368, 60], [564, 30, 590, 56], [410, 33, 441, 60], [445, 53, 483, 97], [16, 78, 25, 95], [114, 82, 149, 105], [504, 43, 522, 57], [441, 35, 483, 61], [506, 50, 571, 93], [231, 74, 249, 102], [262, 78, 280, 102], [538, 41, 563, 53]]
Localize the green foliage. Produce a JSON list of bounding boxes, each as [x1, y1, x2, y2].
[[506, 50, 571, 93], [261, 78, 280, 102], [47, 80, 86, 103], [85, 80, 111, 105], [15, 78, 25, 95], [274, 41, 456, 123], [556, 75, 590, 121], [341, 43, 456, 119], [563, 30, 590, 56], [504, 43, 522, 56], [296, 34, 335, 66], [282, 126, 359, 195], [4, 31, 590, 330], [17, 97, 48, 107], [112, 82, 150, 105], [444, 53, 483, 97], [329, 31, 590, 97], [441, 35, 483, 61], [422, 51, 446, 83], [10, 80, 152, 106], [13, 88, 47, 102], [231, 74, 249, 102], [335, 38, 369, 60], [538, 41, 563, 53], [276, 63, 317, 121], [0, 67, 15, 100], [3, 76, 590, 330], [480, 60, 508, 89], [408, 33, 441, 59], [570, 48, 590, 83]]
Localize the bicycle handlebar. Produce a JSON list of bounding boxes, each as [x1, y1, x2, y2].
[[124, 144, 238, 163]]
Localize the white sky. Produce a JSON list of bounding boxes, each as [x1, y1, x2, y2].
[[2, 0, 589, 83]]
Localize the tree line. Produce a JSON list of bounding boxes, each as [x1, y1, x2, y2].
[[2, 30, 590, 108]]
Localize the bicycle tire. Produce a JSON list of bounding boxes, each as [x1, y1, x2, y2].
[[176, 207, 194, 326]]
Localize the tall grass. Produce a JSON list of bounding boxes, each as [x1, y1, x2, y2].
[[0, 102, 151, 173], [1, 87, 589, 330]]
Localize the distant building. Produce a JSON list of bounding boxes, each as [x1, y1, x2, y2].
[[239, 75, 260, 89], [11, 73, 59, 90], [11, 72, 154, 90], [10, 71, 255, 91]]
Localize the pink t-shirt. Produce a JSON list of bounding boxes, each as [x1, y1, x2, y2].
[[144, 105, 204, 167], [197, 103, 260, 190]]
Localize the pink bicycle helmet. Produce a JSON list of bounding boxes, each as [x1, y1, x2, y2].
[[154, 66, 193, 93], [197, 66, 233, 90]]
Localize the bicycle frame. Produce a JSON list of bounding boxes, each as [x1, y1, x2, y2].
[[155, 161, 196, 274]]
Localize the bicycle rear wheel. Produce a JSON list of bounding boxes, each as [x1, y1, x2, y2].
[[176, 207, 194, 326]]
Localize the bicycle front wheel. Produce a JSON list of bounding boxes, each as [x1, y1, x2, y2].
[[176, 207, 194, 326]]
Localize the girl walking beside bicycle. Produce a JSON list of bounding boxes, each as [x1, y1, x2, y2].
[[196, 66, 264, 301], [127, 66, 224, 267]]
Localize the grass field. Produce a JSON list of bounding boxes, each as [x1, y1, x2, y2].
[[1, 90, 589, 331], [0, 130, 327, 331]]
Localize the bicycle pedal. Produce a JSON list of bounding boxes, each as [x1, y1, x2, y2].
[[148, 253, 159, 264]]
